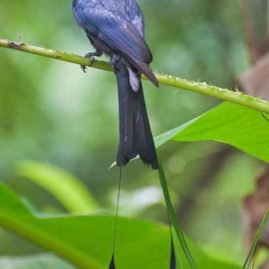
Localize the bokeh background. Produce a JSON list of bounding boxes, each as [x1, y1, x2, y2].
[[0, 0, 266, 266]]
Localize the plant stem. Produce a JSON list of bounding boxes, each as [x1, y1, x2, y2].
[[1, 38, 269, 113], [158, 162, 197, 269]]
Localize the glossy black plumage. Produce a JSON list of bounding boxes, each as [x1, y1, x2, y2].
[[73, 0, 158, 169]]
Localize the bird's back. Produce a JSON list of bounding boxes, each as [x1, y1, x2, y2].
[[100, 0, 145, 36], [73, 0, 145, 37]]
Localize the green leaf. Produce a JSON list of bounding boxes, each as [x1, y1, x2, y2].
[[16, 161, 99, 213], [156, 102, 269, 162], [0, 183, 239, 269]]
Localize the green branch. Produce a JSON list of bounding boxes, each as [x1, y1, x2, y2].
[[1, 38, 269, 113]]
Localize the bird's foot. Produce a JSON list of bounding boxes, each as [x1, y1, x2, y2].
[[81, 53, 96, 73]]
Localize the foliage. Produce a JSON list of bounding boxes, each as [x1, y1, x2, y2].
[[156, 102, 269, 162], [0, 100, 267, 268], [0, 0, 267, 268], [16, 161, 98, 213], [0, 183, 240, 269]]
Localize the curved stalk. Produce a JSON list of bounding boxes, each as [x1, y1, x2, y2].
[[1, 38, 269, 113]]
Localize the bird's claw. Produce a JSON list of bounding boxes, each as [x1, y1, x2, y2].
[[80, 53, 95, 73], [80, 64, 87, 73], [80, 64, 88, 73]]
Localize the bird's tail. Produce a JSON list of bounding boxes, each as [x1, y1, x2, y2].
[[115, 64, 158, 169]]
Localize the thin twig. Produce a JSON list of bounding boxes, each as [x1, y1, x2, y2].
[[1, 38, 269, 113]]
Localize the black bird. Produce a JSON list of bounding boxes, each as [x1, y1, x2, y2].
[[72, 0, 159, 169]]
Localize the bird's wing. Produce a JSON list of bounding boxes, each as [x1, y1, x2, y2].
[[99, 0, 145, 36], [73, 4, 158, 85], [93, 16, 157, 85]]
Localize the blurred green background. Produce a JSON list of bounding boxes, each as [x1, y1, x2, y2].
[[0, 0, 265, 267]]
